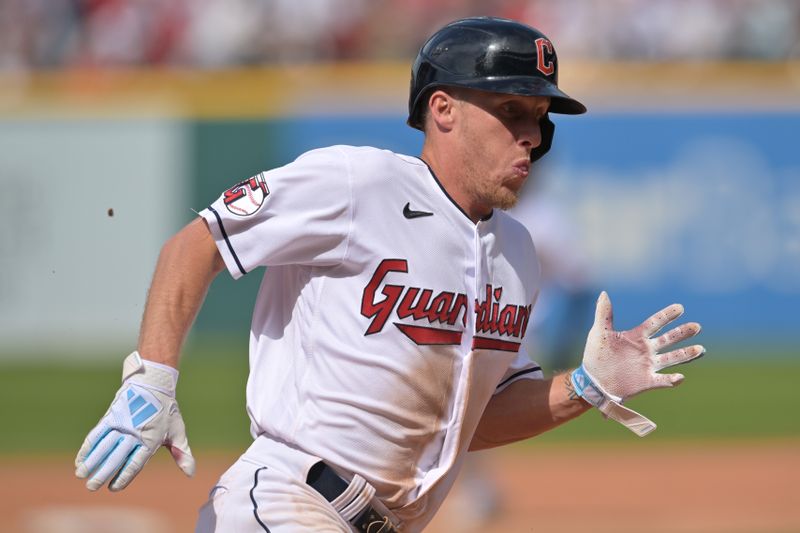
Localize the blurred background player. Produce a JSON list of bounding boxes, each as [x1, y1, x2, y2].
[[512, 175, 595, 373]]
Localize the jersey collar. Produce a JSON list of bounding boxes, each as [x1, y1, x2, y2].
[[415, 157, 494, 224]]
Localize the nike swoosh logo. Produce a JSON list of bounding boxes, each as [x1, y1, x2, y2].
[[403, 202, 433, 219]]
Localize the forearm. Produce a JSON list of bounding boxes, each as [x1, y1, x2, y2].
[[469, 372, 591, 451], [137, 218, 225, 368]]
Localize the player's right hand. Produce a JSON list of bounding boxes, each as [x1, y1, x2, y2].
[[75, 351, 195, 491]]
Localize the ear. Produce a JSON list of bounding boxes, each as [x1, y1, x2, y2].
[[427, 90, 457, 131]]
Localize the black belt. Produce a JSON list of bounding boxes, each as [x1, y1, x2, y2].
[[306, 462, 398, 532]]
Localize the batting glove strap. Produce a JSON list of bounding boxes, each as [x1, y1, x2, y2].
[[122, 351, 179, 396], [571, 364, 657, 437]]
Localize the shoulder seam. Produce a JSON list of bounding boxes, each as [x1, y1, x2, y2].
[[334, 145, 356, 267]]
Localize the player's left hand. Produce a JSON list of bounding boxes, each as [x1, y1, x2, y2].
[[582, 291, 705, 401], [571, 291, 705, 436], [75, 352, 195, 491]]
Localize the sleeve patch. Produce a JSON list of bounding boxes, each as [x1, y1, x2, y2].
[[223, 173, 269, 216]]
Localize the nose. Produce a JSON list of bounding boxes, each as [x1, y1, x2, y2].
[[518, 120, 542, 151]]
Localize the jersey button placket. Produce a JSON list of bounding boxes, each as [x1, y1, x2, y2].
[[469, 222, 484, 341]]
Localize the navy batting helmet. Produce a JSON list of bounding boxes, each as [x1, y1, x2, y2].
[[407, 17, 586, 162]]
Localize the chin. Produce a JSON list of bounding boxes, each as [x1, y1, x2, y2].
[[492, 191, 520, 211], [496, 198, 519, 211]]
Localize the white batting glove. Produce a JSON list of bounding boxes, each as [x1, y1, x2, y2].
[[75, 352, 195, 491], [571, 291, 705, 436]]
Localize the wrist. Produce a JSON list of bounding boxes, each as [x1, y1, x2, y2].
[[122, 351, 179, 396], [570, 364, 657, 437], [570, 365, 617, 408]]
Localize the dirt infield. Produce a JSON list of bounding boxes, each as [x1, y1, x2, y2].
[[2, 440, 798, 533]]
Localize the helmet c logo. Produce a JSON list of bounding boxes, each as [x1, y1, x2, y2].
[[535, 38, 555, 76]]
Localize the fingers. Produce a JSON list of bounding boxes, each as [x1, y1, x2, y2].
[[640, 303, 684, 337], [651, 322, 702, 351], [75, 427, 115, 479], [79, 431, 140, 491], [168, 444, 196, 477], [84, 434, 140, 491], [650, 372, 685, 390], [593, 291, 614, 330], [109, 445, 152, 491], [655, 344, 706, 371], [641, 374, 684, 392], [75, 429, 104, 470], [167, 406, 196, 477]]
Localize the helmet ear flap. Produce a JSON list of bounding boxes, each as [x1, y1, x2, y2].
[[530, 115, 554, 162]]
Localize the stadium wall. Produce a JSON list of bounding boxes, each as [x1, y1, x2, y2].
[[0, 63, 797, 357]]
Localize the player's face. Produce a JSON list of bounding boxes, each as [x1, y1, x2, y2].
[[452, 90, 550, 213]]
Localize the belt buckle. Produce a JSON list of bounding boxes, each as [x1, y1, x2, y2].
[[353, 507, 397, 532]]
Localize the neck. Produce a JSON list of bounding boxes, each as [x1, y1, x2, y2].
[[420, 143, 489, 224]]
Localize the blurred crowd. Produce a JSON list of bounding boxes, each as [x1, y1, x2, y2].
[[1, 0, 798, 70]]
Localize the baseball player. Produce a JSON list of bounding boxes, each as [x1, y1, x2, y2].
[[75, 17, 705, 532]]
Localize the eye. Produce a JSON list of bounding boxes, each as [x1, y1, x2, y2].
[[500, 102, 520, 116]]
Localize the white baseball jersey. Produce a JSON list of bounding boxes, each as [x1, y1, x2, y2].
[[200, 145, 543, 531]]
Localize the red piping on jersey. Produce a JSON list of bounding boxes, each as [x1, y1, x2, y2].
[[471, 336, 521, 352], [394, 323, 463, 346]]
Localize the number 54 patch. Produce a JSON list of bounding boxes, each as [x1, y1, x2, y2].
[[223, 173, 269, 216]]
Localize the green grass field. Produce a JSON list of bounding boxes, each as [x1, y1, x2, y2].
[[1, 343, 797, 454]]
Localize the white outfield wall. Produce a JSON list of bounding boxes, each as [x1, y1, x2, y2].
[[0, 119, 187, 355]]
